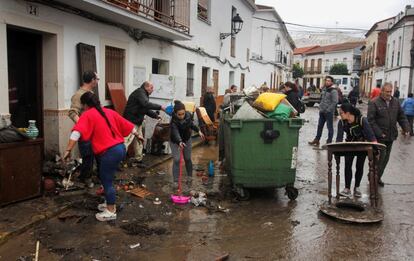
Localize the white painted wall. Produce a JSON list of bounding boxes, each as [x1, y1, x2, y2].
[[249, 8, 294, 87], [0, 0, 263, 153], [385, 13, 414, 97]]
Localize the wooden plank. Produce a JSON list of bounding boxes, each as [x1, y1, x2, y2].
[[107, 82, 127, 115]]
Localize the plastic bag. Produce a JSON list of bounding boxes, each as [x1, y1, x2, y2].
[[253, 93, 286, 112], [266, 103, 292, 120]]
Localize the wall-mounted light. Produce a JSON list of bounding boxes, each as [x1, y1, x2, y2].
[[220, 13, 243, 40]]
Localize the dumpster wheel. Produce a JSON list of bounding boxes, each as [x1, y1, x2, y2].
[[285, 186, 298, 200], [234, 187, 250, 201]]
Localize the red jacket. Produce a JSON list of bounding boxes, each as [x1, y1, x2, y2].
[[370, 88, 381, 99], [73, 107, 134, 155]]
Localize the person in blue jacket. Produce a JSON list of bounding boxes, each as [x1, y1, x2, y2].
[[336, 103, 377, 198], [401, 93, 414, 136]]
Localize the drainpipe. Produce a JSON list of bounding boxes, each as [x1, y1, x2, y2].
[[409, 24, 414, 94], [399, 20, 406, 96]]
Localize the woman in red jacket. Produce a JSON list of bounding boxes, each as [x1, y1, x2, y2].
[[63, 92, 139, 221]]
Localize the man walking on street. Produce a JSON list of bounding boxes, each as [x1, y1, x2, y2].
[[123, 81, 165, 168], [308, 76, 338, 147], [393, 87, 400, 99], [401, 93, 414, 136], [367, 82, 410, 186], [68, 71, 99, 185]]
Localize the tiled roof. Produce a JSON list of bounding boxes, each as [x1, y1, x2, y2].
[[302, 41, 365, 55], [293, 46, 320, 55]]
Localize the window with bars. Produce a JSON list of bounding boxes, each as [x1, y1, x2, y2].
[[152, 59, 169, 75], [105, 46, 125, 100], [197, 0, 210, 22], [186, 63, 194, 96]]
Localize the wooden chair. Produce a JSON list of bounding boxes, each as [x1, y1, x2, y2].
[[196, 107, 218, 141]]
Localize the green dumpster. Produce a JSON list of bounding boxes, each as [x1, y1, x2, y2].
[[223, 114, 304, 200]]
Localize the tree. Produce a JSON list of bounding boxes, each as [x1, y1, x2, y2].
[[292, 63, 304, 79], [329, 63, 349, 75]]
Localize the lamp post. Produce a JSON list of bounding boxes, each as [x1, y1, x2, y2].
[[220, 13, 243, 40]]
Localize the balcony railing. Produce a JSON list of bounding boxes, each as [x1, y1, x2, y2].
[[103, 0, 190, 34]]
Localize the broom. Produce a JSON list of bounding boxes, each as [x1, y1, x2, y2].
[[171, 147, 190, 204]]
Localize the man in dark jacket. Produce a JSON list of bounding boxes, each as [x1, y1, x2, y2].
[[348, 86, 360, 107], [203, 87, 216, 122], [309, 76, 339, 147], [123, 81, 165, 166], [367, 82, 410, 186]]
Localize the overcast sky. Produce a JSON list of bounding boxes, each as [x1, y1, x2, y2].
[[255, 0, 413, 30]]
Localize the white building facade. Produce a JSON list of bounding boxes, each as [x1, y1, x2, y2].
[[384, 5, 414, 98], [293, 42, 363, 89], [1, 0, 295, 156], [249, 4, 295, 89]]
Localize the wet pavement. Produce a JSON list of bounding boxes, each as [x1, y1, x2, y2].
[[1, 103, 414, 260]]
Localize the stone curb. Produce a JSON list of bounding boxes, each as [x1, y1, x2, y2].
[[0, 201, 77, 246], [0, 139, 206, 246]]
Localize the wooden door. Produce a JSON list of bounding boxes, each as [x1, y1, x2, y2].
[[77, 43, 99, 97], [213, 69, 219, 95], [105, 46, 125, 100], [200, 67, 208, 106], [240, 73, 245, 90]]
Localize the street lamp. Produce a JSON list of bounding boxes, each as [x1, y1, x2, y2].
[[220, 13, 244, 40]]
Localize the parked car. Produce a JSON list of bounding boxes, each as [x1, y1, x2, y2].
[[302, 86, 321, 107]]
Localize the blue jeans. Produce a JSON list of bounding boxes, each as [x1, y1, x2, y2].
[[315, 111, 334, 143], [96, 143, 126, 205], [78, 140, 94, 180]]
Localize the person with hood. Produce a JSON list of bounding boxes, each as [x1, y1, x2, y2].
[[203, 87, 216, 122], [123, 81, 165, 167], [308, 76, 339, 146], [280, 81, 302, 115], [64, 92, 138, 222], [401, 93, 414, 136], [170, 100, 205, 186], [336, 103, 377, 198]]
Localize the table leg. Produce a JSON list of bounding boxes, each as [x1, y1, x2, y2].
[[328, 151, 333, 204], [373, 150, 380, 207], [368, 149, 375, 207], [335, 155, 340, 200]]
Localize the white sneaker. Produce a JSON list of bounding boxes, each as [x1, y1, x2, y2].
[[97, 202, 107, 212], [354, 187, 362, 198], [95, 209, 117, 222], [339, 188, 351, 198]]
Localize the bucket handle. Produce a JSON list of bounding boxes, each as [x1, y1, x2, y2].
[[289, 118, 303, 128]]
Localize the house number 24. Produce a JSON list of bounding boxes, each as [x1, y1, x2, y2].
[[27, 4, 39, 16]]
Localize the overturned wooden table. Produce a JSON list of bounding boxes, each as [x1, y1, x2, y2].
[[320, 142, 386, 223]]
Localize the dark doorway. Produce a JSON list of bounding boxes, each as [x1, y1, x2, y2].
[[200, 67, 209, 106], [7, 27, 43, 136]]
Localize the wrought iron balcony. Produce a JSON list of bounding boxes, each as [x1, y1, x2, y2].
[[104, 0, 190, 34]]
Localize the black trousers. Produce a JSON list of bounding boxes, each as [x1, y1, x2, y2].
[[407, 115, 414, 135], [344, 153, 366, 189]]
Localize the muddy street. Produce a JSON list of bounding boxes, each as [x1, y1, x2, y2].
[[1, 104, 414, 261]]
